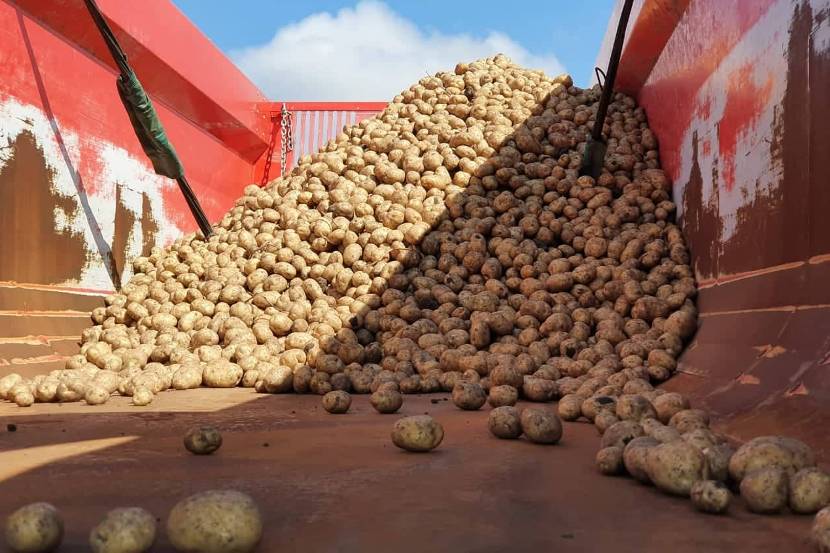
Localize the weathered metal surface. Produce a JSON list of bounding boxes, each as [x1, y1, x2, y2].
[[0, 392, 816, 551], [607, 0, 830, 453], [0, 1, 273, 361]]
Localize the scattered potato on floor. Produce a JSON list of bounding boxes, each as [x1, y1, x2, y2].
[[89, 507, 156, 553], [690, 480, 731, 514], [167, 490, 262, 553], [322, 390, 352, 414], [184, 426, 223, 455], [520, 408, 563, 445], [4, 502, 63, 553], [488, 406, 522, 439], [391, 415, 444, 452]]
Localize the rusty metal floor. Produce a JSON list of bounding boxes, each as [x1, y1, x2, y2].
[[0, 390, 816, 552]]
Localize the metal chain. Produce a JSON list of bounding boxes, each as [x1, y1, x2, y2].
[[279, 103, 293, 177]]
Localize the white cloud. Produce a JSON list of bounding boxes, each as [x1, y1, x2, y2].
[[231, 1, 566, 101]]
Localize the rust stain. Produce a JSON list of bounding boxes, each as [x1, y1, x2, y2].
[[140, 191, 160, 257], [0, 130, 87, 284], [111, 185, 135, 287], [717, 64, 774, 191], [681, 131, 721, 278]]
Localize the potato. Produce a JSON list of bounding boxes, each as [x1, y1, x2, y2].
[[488, 385, 518, 407], [262, 365, 293, 393], [132, 387, 154, 406], [690, 480, 731, 514], [490, 366, 522, 388], [814, 507, 830, 552], [596, 446, 624, 475], [520, 408, 562, 444], [668, 409, 709, 433], [322, 391, 351, 414], [488, 406, 522, 439], [4, 502, 63, 553], [184, 426, 223, 455], [652, 392, 689, 424], [600, 420, 644, 449], [0, 373, 23, 400], [391, 415, 444, 452], [789, 468, 830, 514], [521, 377, 556, 402], [202, 359, 243, 388], [729, 435, 816, 482], [740, 467, 789, 514], [89, 507, 156, 553], [646, 440, 707, 496], [370, 388, 403, 414], [452, 382, 486, 410], [702, 444, 734, 482], [623, 436, 659, 483], [581, 395, 616, 422], [558, 394, 585, 421], [594, 412, 620, 435], [85, 384, 110, 406], [167, 490, 262, 553], [615, 394, 657, 422]]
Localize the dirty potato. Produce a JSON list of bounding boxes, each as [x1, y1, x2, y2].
[[690, 480, 731, 514], [646, 440, 708, 496], [789, 467, 830, 514], [4, 502, 63, 553], [370, 388, 403, 414], [391, 415, 444, 452], [740, 467, 789, 514], [488, 385, 518, 407], [322, 390, 351, 414], [89, 507, 156, 553], [596, 446, 624, 475], [488, 406, 522, 439], [452, 382, 486, 410], [520, 408, 563, 444], [183, 426, 223, 455], [167, 490, 262, 553]]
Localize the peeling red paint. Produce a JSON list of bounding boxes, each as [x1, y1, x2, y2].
[[718, 65, 774, 190]]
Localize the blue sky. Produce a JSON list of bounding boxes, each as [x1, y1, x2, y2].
[[173, 0, 615, 100]]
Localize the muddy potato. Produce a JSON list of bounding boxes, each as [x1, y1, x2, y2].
[[370, 388, 403, 414], [322, 390, 351, 414], [89, 507, 156, 553], [652, 392, 689, 424], [814, 507, 830, 552], [646, 440, 708, 496], [4, 502, 63, 553], [84, 384, 110, 406], [488, 406, 522, 439], [594, 411, 620, 434], [184, 426, 223, 455], [729, 435, 816, 482], [624, 436, 659, 483], [703, 444, 734, 482], [668, 409, 710, 433], [596, 446, 624, 475], [581, 395, 617, 422], [740, 467, 789, 514], [690, 480, 731, 514], [391, 415, 444, 452], [600, 420, 645, 449], [521, 377, 556, 402], [615, 394, 657, 422], [520, 408, 563, 444], [452, 382, 486, 410], [558, 394, 585, 421], [789, 468, 830, 514], [167, 490, 262, 553], [488, 385, 518, 407]]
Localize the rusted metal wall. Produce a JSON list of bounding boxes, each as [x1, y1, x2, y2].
[[0, 0, 269, 378], [599, 0, 830, 454]]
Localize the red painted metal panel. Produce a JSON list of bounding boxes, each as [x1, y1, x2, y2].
[[11, 0, 271, 162], [600, 0, 830, 454]]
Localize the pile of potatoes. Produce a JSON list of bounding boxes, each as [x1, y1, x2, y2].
[[0, 54, 695, 411]]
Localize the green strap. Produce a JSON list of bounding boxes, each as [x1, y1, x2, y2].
[[116, 70, 184, 180]]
